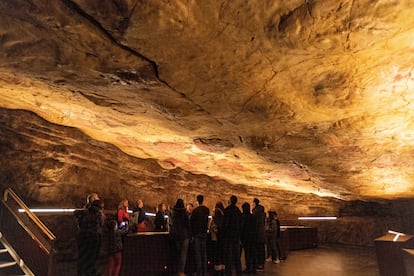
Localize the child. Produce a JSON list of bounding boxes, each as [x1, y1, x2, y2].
[[105, 216, 126, 276]]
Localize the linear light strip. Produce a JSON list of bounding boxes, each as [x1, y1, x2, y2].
[[298, 216, 337, 220], [19, 208, 212, 219], [18, 208, 76, 213]]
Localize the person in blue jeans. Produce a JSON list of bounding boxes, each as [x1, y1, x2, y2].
[[190, 194, 210, 276]]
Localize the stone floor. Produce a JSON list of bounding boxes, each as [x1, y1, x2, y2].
[[53, 244, 380, 275], [254, 244, 379, 276]]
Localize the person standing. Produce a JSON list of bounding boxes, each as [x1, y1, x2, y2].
[[170, 199, 192, 276], [209, 201, 225, 275], [241, 202, 257, 274], [76, 199, 105, 276], [222, 195, 242, 276], [265, 211, 280, 264], [105, 216, 126, 276], [154, 202, 168, 232], [190, 195, 210, 276], [132, 199, 147, 232], [116, 199, 129, 228], [252, 198, 266, 271]]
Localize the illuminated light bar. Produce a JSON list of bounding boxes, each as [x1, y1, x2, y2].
[[19, 208, 76, 213], [388, 230, 406, 242], [298, 216, 337, 220], [18, 209, 212, 219]]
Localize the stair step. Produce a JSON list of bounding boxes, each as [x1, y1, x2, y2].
[[0, 249, 8, 253], [0, 260, 17, 268]]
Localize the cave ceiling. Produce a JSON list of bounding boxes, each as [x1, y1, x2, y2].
[[1, 0, 414, 201]]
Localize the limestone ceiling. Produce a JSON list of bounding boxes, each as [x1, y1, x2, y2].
[[1, 0, 414, 200]]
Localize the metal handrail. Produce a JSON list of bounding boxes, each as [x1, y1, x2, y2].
[[3, 188, 56, 241]]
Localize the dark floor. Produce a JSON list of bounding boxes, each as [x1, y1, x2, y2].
[[53, 244, 380, 276], [255, 244, 379, 276]]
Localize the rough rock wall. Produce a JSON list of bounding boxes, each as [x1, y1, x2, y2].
[[2, 108, 414, 246]]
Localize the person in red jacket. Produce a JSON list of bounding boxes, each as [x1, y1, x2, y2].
[[117, 199, 130, 228]]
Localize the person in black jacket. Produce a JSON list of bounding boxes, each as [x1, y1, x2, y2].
[[241, 202, 258, 274], [222, 195, 242, 276], [154, 203, 167, 232], [252, 198, 266, 271], [76, 199, 105, 276], [170, 198, 192, 276], [190, 194, 210, 276]]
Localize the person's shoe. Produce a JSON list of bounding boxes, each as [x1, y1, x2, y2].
[[265, 257, 272, 262], [256, 265, 264, 271], [273, 259, 281, 264]]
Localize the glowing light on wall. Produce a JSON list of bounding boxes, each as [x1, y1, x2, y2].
[[298, 216, 337, 220], [18, 208, 76, 213]]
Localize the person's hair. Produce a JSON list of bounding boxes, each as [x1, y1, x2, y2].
[[87, 193, 99, 204], [253, 198, 260, 205], [230, 195, 237, 205], [215, 201, 225, 211], [268, 211, 276, 220], [196, 194, 204, 204], [118, 199, 128, 210], [175, 198, 185, 208], [157, 203, 165, 211], [242, 202, 250, 213]]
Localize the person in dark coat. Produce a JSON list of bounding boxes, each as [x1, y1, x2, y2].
[[76, 199, 105, 276], [154, 203, 167, 232], [252, 198, 266, 271], [222, 195, 242, 276], [241, 202, 258, 274], [170, 198, 192, 276], [190, 194, 210, 276], [209, 201, 225, 275]]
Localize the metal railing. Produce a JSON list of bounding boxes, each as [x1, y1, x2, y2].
[[3, 188, 55, 252]]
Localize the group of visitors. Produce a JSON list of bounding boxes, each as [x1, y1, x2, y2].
[[75, 193, 281, 276]]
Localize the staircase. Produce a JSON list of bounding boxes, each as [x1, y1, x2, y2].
[[0, 232, 34, 275], [0, 188, 55, 276]]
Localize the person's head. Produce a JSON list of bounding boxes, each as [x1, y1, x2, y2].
[[242, 202, 250, 214], [215, 201, 225, 211], [229, 195, 237, 205], [175, 198, 185, 209], [158, 203, 166, 212], [253, 198, 259, 207], [268, 211, 275, 220], [87, 193, 99, 205], [196, 194, 204, 205], [137, 199, 143, 208], [118, 199, 128, 210], [186, 203, 194, 213]]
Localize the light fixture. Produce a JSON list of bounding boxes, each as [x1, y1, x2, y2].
[[18, 208, 76, 213], [388, 230, 406, 242], [298, 216, 337, 220]]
